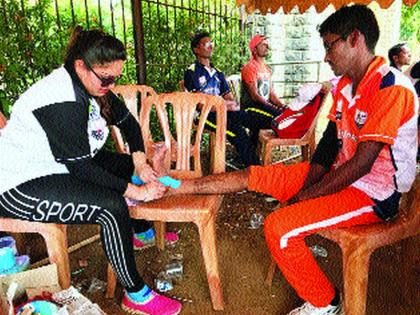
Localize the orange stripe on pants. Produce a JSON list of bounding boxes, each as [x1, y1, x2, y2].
[[248, 162, 382, 307]]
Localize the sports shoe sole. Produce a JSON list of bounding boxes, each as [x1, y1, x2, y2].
[[121, 303, 182, 315]]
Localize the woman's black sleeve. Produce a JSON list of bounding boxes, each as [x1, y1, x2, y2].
[[107, 92, 145, 153], [310, 121, 339, 171]]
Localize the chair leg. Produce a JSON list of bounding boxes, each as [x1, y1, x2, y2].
[[263, 143, 274, 165], [154, 221, 166, 250], [196, 218, 224, 311], [106, 263, 117, 299], [341, 245, 373, 315], [301, 145, 310, 161], [42, 226, 70, 289], [265, 257, 277, 287]]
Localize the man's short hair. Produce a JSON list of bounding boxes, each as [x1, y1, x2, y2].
[[190, 31, 210, 52], [388, 43, 406, 66], [318, 4, 379, 54]]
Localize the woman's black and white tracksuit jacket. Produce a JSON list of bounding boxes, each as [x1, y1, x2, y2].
[[0, 62, 149, 291]]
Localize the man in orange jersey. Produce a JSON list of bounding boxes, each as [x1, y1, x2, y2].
[[240, 35, 284, 144], [164, 4, 418, 315]]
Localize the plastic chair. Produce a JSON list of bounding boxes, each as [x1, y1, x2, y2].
[[111, 84, 157, 153], [266, 176, 420, 315], [109, 85, 169, 247], [179, 79, 186, 91], [106, 91, 227, 310], [179, 79, 222, 173], [258, 82, 332, 165], [0, 113, 70, 289], [226, 74, 241, 104]]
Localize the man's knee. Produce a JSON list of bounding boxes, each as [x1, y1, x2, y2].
[[264, 210, 289, 242]]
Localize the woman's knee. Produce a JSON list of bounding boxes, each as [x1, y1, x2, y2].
[[95, 195, 130, 226]]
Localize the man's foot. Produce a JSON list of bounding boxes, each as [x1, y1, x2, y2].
[[133, 228, 179, 250], [288, 301, 344, 315], [122, 285, 182, 315]]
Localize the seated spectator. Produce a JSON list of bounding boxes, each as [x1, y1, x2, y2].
[[240, 35, 284, 143], [404, 60, 420, 160], [388, 43, 411, 71], [184, 31, 261, 167], [405, 60, 420, 98]]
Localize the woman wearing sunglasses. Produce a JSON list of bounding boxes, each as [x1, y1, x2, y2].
[[0, 27, 181, 315]]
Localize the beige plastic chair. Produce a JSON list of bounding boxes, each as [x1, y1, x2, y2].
[[0, 112, 70, 289], [226, 74, 241, 104], [179, 80, 222, 173], [258, 82, 332, 165], [110, 85, 169, 245], [111, 84, 157, 153], [266, 176, 420, 315], [106, 91, 227, 310]]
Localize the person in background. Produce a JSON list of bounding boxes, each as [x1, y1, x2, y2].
[[388, 43, 411, 71], [240, 34, 284, 143], [163, 4, 418, 315], [0, 27, 181, 315], [405, 60, 420, 160], [184, 31, 261, 167]]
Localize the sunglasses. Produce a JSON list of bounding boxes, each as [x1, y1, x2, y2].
[[202, 41, 214, 49], [83, 58, 118, 87]]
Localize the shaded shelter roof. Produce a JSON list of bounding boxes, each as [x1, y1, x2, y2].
[[236, 0, 418, 14]]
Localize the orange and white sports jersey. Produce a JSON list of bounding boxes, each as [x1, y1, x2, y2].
[[241, 58, 272, 107], [328, 57, 419, 200]]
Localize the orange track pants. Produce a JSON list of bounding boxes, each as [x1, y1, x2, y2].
[[248, 162, 382, 307]]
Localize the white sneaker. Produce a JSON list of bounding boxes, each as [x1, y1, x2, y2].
[[287, 301, 344, 315]]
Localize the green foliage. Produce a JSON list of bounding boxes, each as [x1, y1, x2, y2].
[[0, 0, 244, 116], [400, 2, 420, 42], [0, 0, 65, 114], [0, 0, 105, 115], [142, 0, 247, 92]]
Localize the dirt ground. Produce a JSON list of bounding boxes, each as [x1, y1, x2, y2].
[[57, 185, 420, 315]]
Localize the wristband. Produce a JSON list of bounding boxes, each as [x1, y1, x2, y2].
[[131, 175, 181, 189]]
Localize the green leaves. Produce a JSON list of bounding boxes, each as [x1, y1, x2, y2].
[[0, 0, 244, 115], [400, 2, 419, 42], [0, 0, 66, 114]]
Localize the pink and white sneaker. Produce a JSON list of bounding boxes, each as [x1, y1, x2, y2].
[[133, 232, 179, 250], [121, 291, 182, 315]]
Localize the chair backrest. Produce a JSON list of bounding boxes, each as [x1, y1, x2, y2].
[[0, 111, 7, 129], [299, 81, 332, 142], [226, 74, 241, 104], [179, 80, 186, 92], [110, 85, 157, 153], [140, 92, 226, 178]]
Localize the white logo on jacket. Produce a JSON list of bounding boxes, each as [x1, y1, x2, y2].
[[354, 109, 367, 129]]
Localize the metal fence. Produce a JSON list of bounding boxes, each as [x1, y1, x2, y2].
[[2, 0, 245, 92], [139, 0, 246, 92]]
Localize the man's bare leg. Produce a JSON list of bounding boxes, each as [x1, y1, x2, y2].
[[151, 144, 250, 195], [169, 170, 249, 195], [151, 143, 168, 177]]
